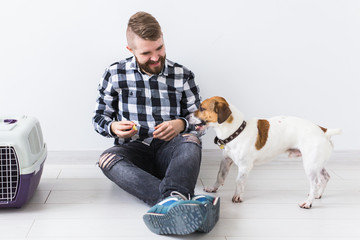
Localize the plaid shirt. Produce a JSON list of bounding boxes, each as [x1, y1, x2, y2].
[[93, 56, 201, 145]]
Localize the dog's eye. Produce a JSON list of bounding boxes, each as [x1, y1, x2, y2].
[[199, 106, 205, 112]]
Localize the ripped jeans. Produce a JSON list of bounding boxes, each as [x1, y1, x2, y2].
[[98, 133, 202, 206]]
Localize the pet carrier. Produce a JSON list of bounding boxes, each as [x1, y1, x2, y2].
[[0, 116, 47, 208]]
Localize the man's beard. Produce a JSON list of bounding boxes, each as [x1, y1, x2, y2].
[[136, 55, 166, 75]]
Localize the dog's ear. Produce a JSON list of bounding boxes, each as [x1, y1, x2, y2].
[[215, 101, 232, 124]]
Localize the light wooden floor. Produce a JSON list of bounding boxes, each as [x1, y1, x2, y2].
[[1, 150, 360, 239]]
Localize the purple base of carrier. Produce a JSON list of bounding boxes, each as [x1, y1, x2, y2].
[[0, 162, 45, 208]]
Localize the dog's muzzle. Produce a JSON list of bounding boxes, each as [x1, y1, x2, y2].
[[195, 120, 207, 131], [188, 113, 207, 132]]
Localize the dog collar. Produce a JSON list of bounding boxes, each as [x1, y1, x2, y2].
[[214, 121, 247, 149]]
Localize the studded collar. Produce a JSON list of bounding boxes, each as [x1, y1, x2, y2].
[[214, 121, 247, 148]]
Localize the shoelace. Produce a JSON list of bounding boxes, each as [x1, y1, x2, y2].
[[170, 191, 191, 200]]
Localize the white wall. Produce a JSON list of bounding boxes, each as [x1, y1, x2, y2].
[[1, 0, 359, 151]]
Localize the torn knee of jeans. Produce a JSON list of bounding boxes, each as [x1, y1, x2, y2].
[[182, 133, 201, 145], [98, 153, 122, 170]]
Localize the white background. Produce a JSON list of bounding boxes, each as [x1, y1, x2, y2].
[[1, 0, 359, 151]]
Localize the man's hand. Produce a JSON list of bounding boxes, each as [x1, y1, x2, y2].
[[110, 121, 137, 138], [153, 119, 185, 141]]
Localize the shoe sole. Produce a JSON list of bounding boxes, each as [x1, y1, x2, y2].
[[143, 203, 206, 235], [197, 197, 220, 233]]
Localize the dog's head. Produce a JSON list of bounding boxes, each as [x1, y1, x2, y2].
[[189, 96, 233, 130]]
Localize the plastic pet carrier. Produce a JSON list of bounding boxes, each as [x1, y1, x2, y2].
[[0, 116, 47, 208]]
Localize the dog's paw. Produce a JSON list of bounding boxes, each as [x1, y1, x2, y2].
[[204, 186, 218, 193], [232, 195, 243, 203], [299, 201, 312, 209]]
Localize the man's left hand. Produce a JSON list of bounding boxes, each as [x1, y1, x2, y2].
[[153, 119, 185, 141]]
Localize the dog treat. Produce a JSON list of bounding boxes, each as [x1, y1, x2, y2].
[[132, 124, 137, 131]]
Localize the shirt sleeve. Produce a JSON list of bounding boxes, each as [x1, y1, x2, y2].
[[92, 68, 118, 138], [180, 70, 201, 133]]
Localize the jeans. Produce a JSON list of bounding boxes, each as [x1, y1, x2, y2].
[[98, 133, 202, 206]]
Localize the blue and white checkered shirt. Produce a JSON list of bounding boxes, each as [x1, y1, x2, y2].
[[93, 56, 201, 145]]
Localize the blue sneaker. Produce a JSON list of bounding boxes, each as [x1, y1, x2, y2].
[[192, 195, 220, 233], [143, 191, 206, 235]]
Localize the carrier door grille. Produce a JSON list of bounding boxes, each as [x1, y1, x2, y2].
[[0, 146, 19, 203]]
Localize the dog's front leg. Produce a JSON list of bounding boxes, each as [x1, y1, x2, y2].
[[204, 156, 233, 193], [232, 163, 253, 203]]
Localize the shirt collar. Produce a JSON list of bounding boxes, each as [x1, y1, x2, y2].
[[129, 56, 170, 77]]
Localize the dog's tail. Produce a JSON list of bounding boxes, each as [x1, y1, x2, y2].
[[324, 128, 342, 138]]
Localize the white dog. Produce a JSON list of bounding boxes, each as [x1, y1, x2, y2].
[[189, 96, 341, 209]]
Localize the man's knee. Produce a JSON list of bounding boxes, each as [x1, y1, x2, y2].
[[98, 152, 122, 170], [178, 134, 202, 166], [181, 133, 201, 145]]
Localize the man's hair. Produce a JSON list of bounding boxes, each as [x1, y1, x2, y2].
[[127, 12, 162, 47]]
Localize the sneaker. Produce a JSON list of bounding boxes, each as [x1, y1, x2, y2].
[[143, 191, 206, 235], [192, 195, 220, 233]]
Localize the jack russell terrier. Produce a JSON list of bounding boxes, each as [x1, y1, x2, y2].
[[189, 96, 341, 209]]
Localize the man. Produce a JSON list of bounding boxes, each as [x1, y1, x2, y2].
[[93, 12, 219, 235]]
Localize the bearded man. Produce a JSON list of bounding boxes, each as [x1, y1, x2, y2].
[[93, 11, 219, 235]]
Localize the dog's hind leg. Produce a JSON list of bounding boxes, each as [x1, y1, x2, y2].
[[316, 168, 330, 199], [204, 156, 233, 193], [299, 167, 320, 209], [299, 141, 332, 209]]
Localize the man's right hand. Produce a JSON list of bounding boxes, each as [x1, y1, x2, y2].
[[110, 121, 138, 138]]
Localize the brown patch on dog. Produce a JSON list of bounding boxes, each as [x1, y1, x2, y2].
[[195, 96, 232, 124], [215, 101, 232, 124], [255, 119, 270, 150], [226, 115, 234, 124], [194, 103, 218, 123], [319, 126, 327, 133]]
